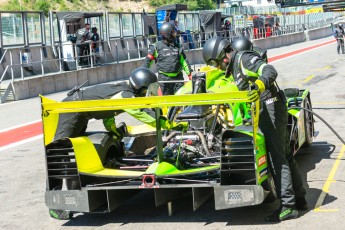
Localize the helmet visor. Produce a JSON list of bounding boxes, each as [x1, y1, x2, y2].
[[207, 59, 220, 67], [136, 87, 148, 97]]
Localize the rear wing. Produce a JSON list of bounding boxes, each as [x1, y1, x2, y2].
[[40, 92, 259, 162]]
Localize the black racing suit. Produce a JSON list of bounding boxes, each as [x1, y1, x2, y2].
[[142, 40, 192, 95], [333, 27, 345, 54], [54, 82, 156, 141], [230, 51, 306, 208]]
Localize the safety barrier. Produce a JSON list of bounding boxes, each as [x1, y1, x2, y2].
[[0, 24, 334, 103]]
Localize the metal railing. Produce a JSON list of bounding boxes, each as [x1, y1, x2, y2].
[[0, 22, 333, 85], [0, 20, 337, 103]]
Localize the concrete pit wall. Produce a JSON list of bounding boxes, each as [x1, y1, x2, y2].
[[8, 26, 332, 101]]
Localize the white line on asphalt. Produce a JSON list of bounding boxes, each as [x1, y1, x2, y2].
[[270, 41, 334, 64], [0, 101, 20, 107], [0, 135, 43, 152], [0, 119, 41, 132], [0, 119, 97, 151]]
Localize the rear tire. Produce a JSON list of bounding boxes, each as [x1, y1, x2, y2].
[[303, 97, 314, 147]]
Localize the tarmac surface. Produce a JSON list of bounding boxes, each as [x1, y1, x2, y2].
[[0, 36, 345, 229]]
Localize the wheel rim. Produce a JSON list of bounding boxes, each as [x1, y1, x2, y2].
[[304, 98, 314, 143]]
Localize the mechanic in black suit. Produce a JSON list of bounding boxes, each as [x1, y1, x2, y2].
[[202, 36, 307, 222]]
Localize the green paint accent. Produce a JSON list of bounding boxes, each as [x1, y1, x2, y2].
[[257, 64, 267, 76], [49, 210, 59, 219], [158, 70, 180, 77], [180, 54, 191, 75], [145, 162, 219, 176], [279, 208, 293, 218], [242, 67, 260, 78]]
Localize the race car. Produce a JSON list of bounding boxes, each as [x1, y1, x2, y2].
[[40, 66, 314, 219]]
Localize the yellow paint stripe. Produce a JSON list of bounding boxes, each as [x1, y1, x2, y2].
[[316, 66, 332, 71], [321, 66, 331, 70], [314, 145, 345, 211], [303, 75, 315, 83], [314, 208, 339, 212]]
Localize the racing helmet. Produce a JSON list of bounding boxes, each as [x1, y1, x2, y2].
[[339, 23, 343, 28], [231, 37, 253, 51], [159, 22, 177, 42], [129, 67, 157, 97], [202, 37, 232, 70]]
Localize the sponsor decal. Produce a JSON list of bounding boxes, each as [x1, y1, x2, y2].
[[250, 56, 259, 64], [227, 191, 242, 201], [258, 155, 267, 167], [265, 97, 278, 105], [64, 195, 77, 205], [259, 167, 268, 178]]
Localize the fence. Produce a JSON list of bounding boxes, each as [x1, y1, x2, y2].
[[0, 9, 341, 103]]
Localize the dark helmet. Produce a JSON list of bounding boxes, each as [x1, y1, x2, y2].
[[202, 37, 232, 70], [231, 37, 253, 51], [159, 22, 176, 42], [129, 67, 157, 97]]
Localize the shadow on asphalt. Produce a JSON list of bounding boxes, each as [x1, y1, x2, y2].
[[295, 141, 337, 218], [61, 141, 336, 227]]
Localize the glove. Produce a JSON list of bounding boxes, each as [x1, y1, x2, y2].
[[171, 122, 189, 131], [103, 118, 127, 140], [159, 116, 188, 131], [247, 80, 266, 102], [247, 89, 260, 102], [188, 73, 192, 80]]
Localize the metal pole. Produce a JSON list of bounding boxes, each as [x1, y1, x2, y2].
[[126, 39, 130, 60], [105, 12, 110, 48], [12, 15, 16, 43], [10, 50, 14, 81], [23, 12, 29, 47], [59, 44, 63, 72], [40, 47, 44, 75], [40, 12, 46, 45], [74, 43, 79, 70], [155, 107, 163, 163], [49, 11, 54, 47], [19, 50, 23, 79], [90, 42, 93, 68], [115, 40, 119, 63], [0, 12, 3, 49]]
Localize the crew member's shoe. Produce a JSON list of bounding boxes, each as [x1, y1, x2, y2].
[[49, 209, 73, 220], [265, 206, 298, 222], [295, 197, 308, 210], [279, 206, 298, 221]]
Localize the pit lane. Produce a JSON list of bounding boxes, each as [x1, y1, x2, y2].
[[0, 36, 344, 229]]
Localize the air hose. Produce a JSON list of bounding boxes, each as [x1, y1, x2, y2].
[[288, 107, 345, 145]]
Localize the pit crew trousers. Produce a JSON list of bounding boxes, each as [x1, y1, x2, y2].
[[336, 38, 345, 54], [158, 72, 184, 95], [259, 95, 306, 207]]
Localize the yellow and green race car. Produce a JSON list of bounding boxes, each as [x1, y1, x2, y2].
[[40, 66, 314, 220]]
